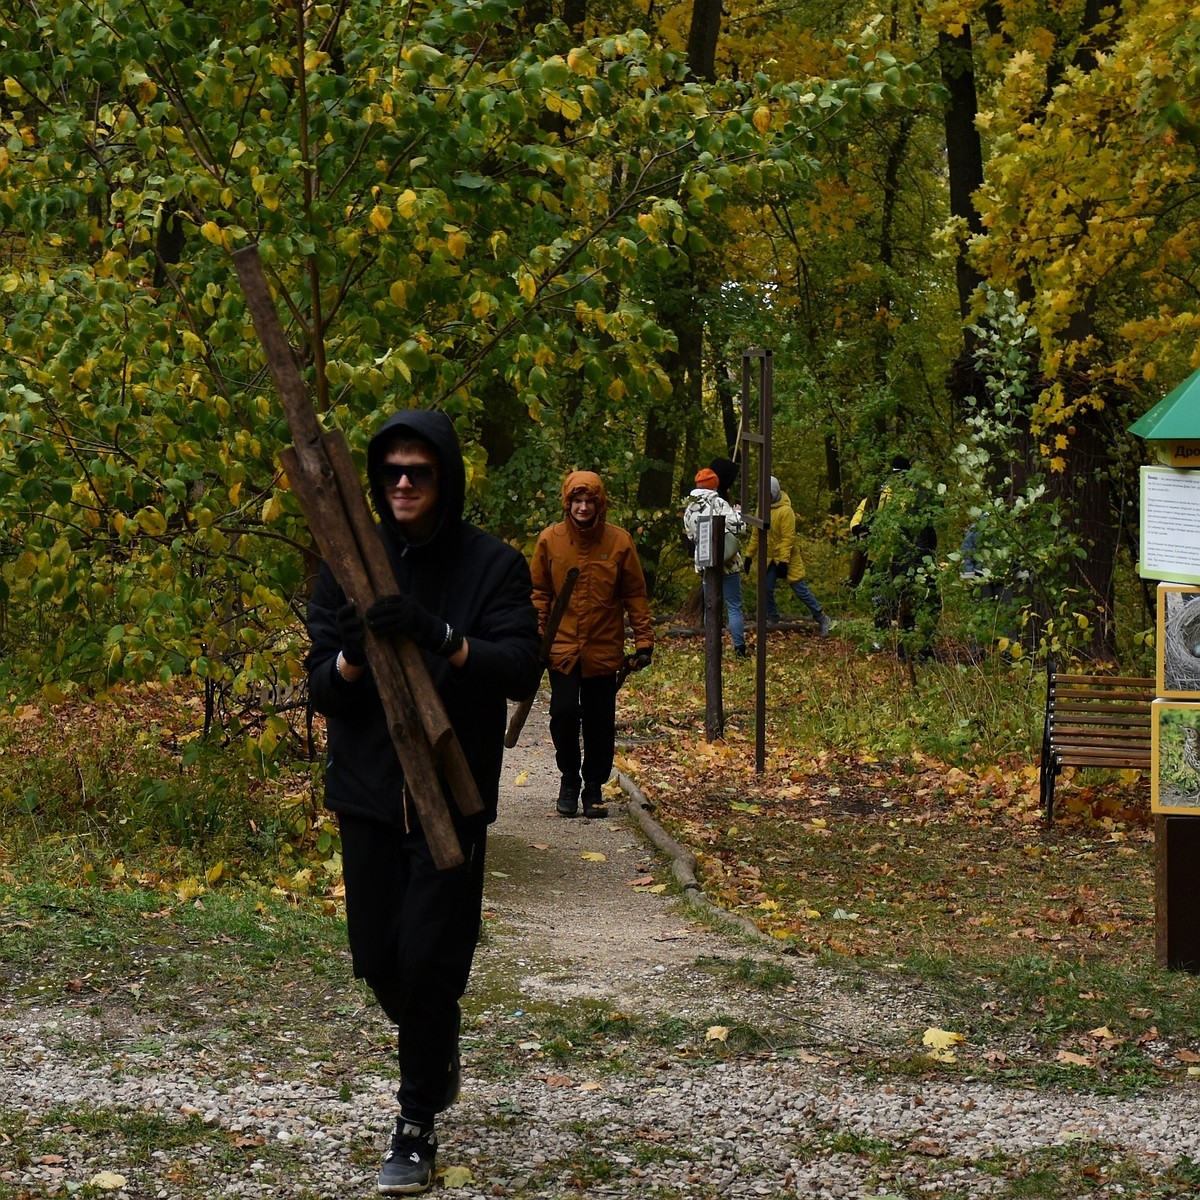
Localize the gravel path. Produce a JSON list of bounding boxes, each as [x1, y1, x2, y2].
[[5, 699, 1200, 1198]]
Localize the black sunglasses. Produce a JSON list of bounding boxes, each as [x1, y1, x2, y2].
[[379, 462, 437, 488]]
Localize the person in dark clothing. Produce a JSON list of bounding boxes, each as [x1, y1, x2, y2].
[[306, 409, 541, 1195]]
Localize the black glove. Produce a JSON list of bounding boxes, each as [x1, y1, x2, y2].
[[336, 603, 367, 667], [366, 593, 453, 654], [743, 558, 752, 575], [772, 561, 789, 574], [628, 648, 653, 672]]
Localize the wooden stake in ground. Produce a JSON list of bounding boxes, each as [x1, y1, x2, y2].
[[232, 244, 479, 870], [504, 566, 579, 749]]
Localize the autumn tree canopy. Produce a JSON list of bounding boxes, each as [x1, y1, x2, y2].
[[0, 0, 922, 708]]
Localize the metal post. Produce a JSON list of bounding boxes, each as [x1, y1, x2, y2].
[[739, 349, 773, 773], [704, 515, 726, 741]]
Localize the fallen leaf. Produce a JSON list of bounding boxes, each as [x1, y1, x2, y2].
[[629, 875, 656, 887], [907, 1137, 947, 1157], [1056, 1050, 1093, 1066], [579, 1081, 603, 1091], [706, 1025, 729, 1042], [514, 770, 530, 786], [439, 1165, 474, 1188], [922, 1027, 964, 1063], [89, 1173, 127, 1190], [1177, 1049, 1200, 1063], [581, 851, 607, 862], [922, 1028, 965, 1051], [544, 1074, 574, 1087]]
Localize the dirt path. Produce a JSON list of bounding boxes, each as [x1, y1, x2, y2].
[[482, 698, 770, 1017], [479, 699, 926, 1046]]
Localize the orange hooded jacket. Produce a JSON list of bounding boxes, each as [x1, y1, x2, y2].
[[530, 471, 654, 677]]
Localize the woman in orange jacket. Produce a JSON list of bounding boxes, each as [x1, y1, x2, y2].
[[531, 471, 654, 817]]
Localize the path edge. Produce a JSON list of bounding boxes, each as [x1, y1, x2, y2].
[[614, 770, 770, 943]]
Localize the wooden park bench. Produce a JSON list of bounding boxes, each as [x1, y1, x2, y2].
[[1040, 664, 1155, 822]]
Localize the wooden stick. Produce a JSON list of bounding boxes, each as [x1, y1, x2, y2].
[[504, 566, 580, 749], [233, 244, 476, 868]]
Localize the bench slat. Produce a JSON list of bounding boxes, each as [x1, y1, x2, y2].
[[1056, 710, 1147, 720], [1056, 715, 1147, 724], [1052, 674, 1154, 687]]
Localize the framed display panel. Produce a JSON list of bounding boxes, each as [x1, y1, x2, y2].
[[1159, 583, 1200, 699], [1139, 467, 1200, 585], [1152, 699, 1200, 814]]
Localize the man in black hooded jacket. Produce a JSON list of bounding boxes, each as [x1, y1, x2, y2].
[[306, 409, 541, 1194]]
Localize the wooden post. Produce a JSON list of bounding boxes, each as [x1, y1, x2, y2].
[[505, 566, 579, 749], [232, 244, 479, 870], [738, 348, 773, 774], [1155, 815, 1200, 972], [704, 515, 725, 742]]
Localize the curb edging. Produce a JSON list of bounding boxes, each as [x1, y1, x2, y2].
[[614, 770, 770, 942]]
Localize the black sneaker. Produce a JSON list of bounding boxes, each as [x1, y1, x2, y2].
[[734, 644, 748, 658], [581, 782, 607, 819], [378, 1120, 437, 1195], [556, 777, 580, 818]]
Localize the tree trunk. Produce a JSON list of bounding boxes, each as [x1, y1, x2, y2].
[[938, 28, 985, 323], [686, 0, 721, 81]]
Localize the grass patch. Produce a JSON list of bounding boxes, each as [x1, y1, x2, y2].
[[617, 637, 1189, 1091]]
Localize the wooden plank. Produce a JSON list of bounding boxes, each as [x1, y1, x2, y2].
[[233, 244, 474, 869], [1053, 724, 1151, 737], [1056, 752, 1151, 765], [1053, 674, 1154, 686], [1052, 715, 1151, 727]]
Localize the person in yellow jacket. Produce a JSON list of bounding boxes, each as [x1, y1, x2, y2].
[[531, 471, 654, 818], [749, 476, 832, 636]]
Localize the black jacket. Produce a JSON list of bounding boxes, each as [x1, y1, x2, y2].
[[306, 409, 541, 827]]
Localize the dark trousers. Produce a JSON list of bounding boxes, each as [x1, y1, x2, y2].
[[338, 812, 487, 1126], [548, 666, 618, 785]]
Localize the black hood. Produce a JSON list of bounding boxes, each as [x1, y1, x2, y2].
[[366, 408, 465, 549], [709, 456, 739, 501]]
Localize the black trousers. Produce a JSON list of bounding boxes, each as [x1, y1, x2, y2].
[[548, 666, 618, 785], [338, 812, 487, 1126]]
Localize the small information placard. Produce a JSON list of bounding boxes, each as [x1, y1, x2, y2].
[[1140, 467, 1200, 585], [695, 514, 716, 569]]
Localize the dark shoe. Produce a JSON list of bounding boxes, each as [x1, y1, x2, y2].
[[378, 1120, 437, 1195], [734, 644, 748, 658], [556, 777, 580, 818], [581, 782, 608, 819], [818, 614, 832, 638]]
